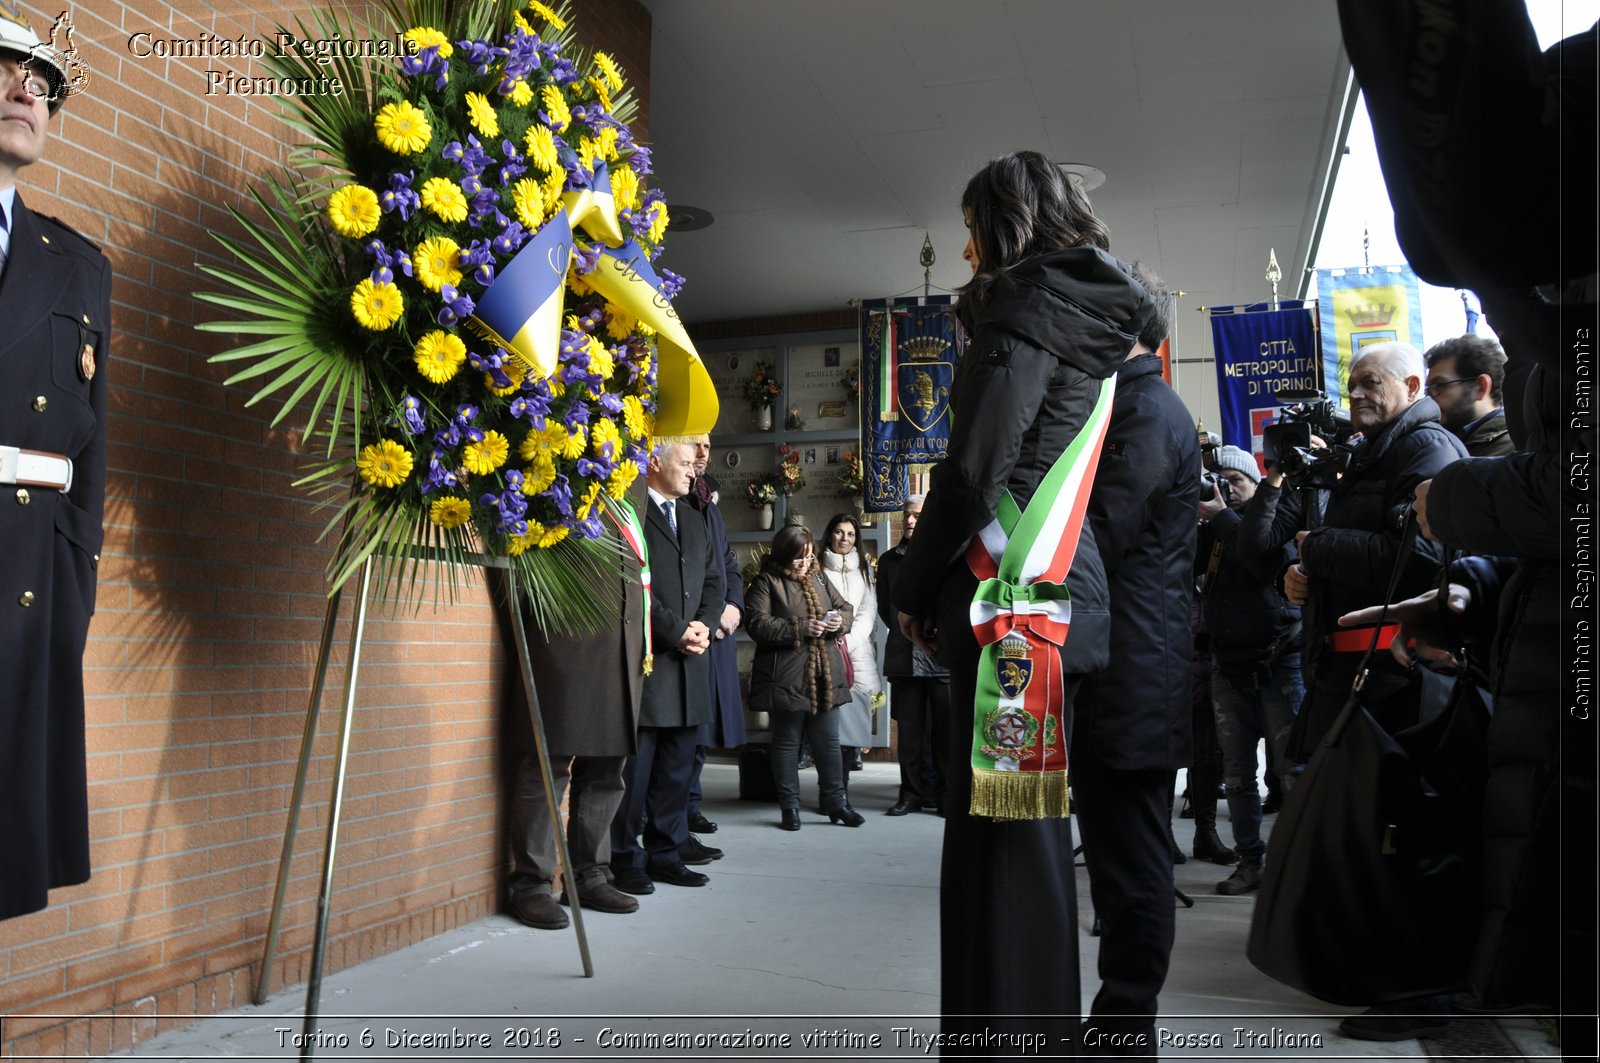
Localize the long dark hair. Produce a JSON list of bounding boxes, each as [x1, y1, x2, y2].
[[958, 150, 1111, 316], [766, 524, 816, 573], [821, 512, 872, 582]]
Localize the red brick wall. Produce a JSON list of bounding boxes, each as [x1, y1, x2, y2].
[[0, 1, 652, 1055]]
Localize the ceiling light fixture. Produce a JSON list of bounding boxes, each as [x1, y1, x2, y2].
[[1057, 162, 1107, 192], [665, 204, 715, 231]]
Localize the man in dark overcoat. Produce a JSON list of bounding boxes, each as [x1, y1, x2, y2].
[[680, 434, 744, 848], [1074, 266, 1199, 1050], [1, 7, 110, 922], [609, 440, 721, 892], [505, 498, 649, 930]]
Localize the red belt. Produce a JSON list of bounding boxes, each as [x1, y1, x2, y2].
[[1324, 623, 1401, 654], [0, 445, 73, 491]]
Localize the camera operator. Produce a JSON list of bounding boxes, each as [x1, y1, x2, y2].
[[1423, 335, 1512, 457], [1196, 447, 1304, 896], [1280, 342, 1467, 760]]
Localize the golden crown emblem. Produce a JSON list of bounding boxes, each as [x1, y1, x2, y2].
[[1344, 301, 1397, 328], [900, 335, 950, 362]]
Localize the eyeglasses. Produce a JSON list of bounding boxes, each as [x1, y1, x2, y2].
[[1425, 377, 1472, 396], [1, 58, 55, 102]]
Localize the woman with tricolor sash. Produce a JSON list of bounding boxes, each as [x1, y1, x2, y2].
[[890, 151, 1155, 1053]]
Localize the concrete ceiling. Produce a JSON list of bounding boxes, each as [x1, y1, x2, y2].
[[640, 0, 1352, 340]]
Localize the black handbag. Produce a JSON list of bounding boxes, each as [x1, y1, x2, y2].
[[1248, 538, 1491, 1005]]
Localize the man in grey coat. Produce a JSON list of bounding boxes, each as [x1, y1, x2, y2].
[[610, 440, 722, 893]]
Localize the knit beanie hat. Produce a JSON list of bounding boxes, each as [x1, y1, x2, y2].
[[1214, 445, 1261, 482]]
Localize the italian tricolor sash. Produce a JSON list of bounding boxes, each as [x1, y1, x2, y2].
[[604, 498, 653, 676], [965, 377, 1116, 820]]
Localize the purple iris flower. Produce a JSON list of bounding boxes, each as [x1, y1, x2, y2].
[[398, 394, 426, 436], [381, 172, 420, 220], [433, 422, 461, 448], [492, 222, 528, 257], [660, 268, 686, 300], [596, 392, 623, 416], [455, 39, 505, 77], [629, 145, 653, 176], [442, 141, 465, 164], [576, 456, 613, 479], [543, 478, 574, 519], [500, 35, 541, 84], [571, 243, 601, 275], [469, 349, 512, 390], [437, 284, 476, 326], [420, 449, 459, 493], [563, 401, 593, 428], [574, 514, 604, 540], [547, 56, 578, 85], [460, 174, 483, 198], [400, 45, 448, 92]]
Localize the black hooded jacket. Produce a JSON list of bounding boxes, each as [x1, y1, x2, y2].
[[893, 247, 1153, 678]]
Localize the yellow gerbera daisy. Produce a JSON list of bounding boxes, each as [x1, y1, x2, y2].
[[486, 361, 527, 397], [560, 424, 587, 460], [414, 330, 467, 384], [606, 461, 640, 498], [604, 306, 637, 342], [535, 523, 570, 548], [511, 12, 535, 37], [575, 482, 601, 520], [402, 26, 452, 58], [593, 52, 624, 93], [510, 177, 546, 231], [542, 168, 567, 213], [540, 84, 570, 133], [521, 452, 558, 494], [374, 100, 432, 155], [419, 177, 469, 224], [429, 496, 472, 529], [646, 200, 669, 243], [506, 531, 536, 557], [523, 124, 559, 172], [590, 417, 621, 456], [610, 165, 641, 212], [593, 126, 620, 162], [464, 91, 499, 138], [351, 278, 404, 330], [462, 430, 510, 475], [577, 138, 599, 174], [508, 78, 534, 107], [587, 77, 613, 113], [567, 270, 594, 297], [584, 336, 615, 383], [619, 395, 647, 439], [356, 439, 413, 489], [413, 236, 463, 293], [527, 1, 566, 30], [327, 184, 380, 238]]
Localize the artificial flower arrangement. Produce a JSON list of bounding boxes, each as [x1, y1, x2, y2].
[[835, 447, 864, 497], [196, 0, 716, 631], [841, 361, 860, 402], [743, 478, 778, 510], [740, 359, 782, 410], [743, 443, 805, 510]]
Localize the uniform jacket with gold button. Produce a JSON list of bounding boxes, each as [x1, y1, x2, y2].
[[0, 192, 111, 920]]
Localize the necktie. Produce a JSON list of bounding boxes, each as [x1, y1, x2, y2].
[[0, 211, 8, 277], [663, 499, 677, 538]]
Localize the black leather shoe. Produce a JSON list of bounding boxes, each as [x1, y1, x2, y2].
[[886, 800, 915, 816], [679, 835, 723, 864], [780, 808, 801, 831], [613, 868, 655, 896], [509, 893, 569, 930], [648, 862, 709, 887], [1193, 828, 1239, 865], [1216, 864, 1263, 895], [558, 882, 639, 914], [1262, 789, 1283, 815], [825, 803, 865, 828], [688, 811, 719, 834]]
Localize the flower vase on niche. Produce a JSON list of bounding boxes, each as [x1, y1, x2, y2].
[[756, 405, 773, 431], [759, 503, 774, 530]]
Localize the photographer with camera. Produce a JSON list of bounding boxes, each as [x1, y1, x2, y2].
[[1196, 446, 1304, 896], [1279, 342, 1467, 760]]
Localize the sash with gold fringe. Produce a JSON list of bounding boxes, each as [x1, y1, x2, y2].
[[964, 377, 1115, 820]]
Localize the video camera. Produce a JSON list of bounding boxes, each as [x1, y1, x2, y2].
[[1261, 389, 1354, 490]]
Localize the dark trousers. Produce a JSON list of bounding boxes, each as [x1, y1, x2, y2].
[[687, 744, 706, 817], [769, 708, 845, 812], [941, 667, 1082, 1055], [1072, 757, 1177, 1051], [610, 725, 698, 871], [890, 676, 950, 808], [508, 752, 626, 897]]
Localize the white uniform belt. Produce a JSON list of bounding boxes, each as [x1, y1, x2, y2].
[[0, 446, 73, 491]]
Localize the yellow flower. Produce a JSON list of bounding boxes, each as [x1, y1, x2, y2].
[[587, 77, 613, 113], [413, 236, 463, 293], [575, 482, 601, 520], [610, 165, 640, 212], [327, 184, 380, 238], [351, 279, 404, 330], [507, 531, 536, 556], [419, 177, 468, 223], [511, 177, 546, 231], [462, 430, 510, 475], [620, 395, 648, 439], [486, 360, 527, 397], [464, 91, 499, 138], [511, 12, 534, 37], [508, 78, 534, 107], [567, 270, 593, 297], [357, 439, 413, 489], [606, 460, 639, 497], [540, 84, 570, 133], [646, 200, 669, 243], [560, 424, 588, 460], [414, 330, 467, 384], [527, 1, 566, 30], [577, 138, 599, 173], [375, 100, 432, 155], [590, 417, 621, 456], [593, 126, 619, 162], [542, 168, 567, 213], [604, 306, 636, 341], [403, 27, 452, 58], [593, 52, 624, 93], [535, 523, 570, 548], [521, 124, 556, 174], [584, 335, 615, 383], [429, 496, 472, 529], [521, 451, 558, 494]]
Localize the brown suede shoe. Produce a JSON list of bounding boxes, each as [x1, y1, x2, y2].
[[559, 881, 639, 914], [509, 892, 569, 930]]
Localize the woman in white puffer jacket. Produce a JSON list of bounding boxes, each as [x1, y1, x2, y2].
[[818, 513, 884, 793]]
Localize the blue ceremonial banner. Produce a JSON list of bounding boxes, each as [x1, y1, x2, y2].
[[1316, 265, 1425, 410], [1207, 300, 1319, 470], [860, 297, 961, 513]]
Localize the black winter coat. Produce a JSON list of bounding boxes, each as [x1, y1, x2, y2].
[[744, 569, 853, 715], [1201, 486, 1302, 673], [640, 496, 721, 729], [893, 247, 1153, 680], [1076, 353, 1200, 772]]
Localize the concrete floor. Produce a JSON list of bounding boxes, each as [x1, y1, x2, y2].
[[111, 762, 1561, 1062]]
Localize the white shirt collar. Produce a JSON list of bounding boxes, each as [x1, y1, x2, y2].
[[0, 187, 15, 258]]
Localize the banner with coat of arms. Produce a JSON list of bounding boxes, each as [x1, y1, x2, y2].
[[859, 297, 962, 513], [1315, 266, 1425, 408], [1206, 300, 1320, 468]]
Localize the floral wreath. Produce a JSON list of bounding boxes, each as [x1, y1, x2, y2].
[[197, 0, 716, 631]]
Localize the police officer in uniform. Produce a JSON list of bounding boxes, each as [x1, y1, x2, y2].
[[0, 3, 110, 921]]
